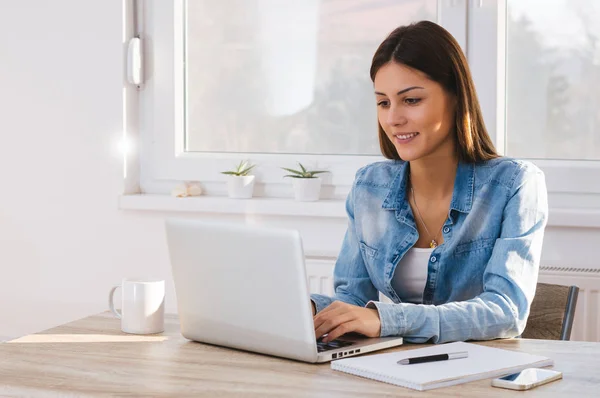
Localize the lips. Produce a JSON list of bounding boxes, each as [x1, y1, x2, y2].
[[393, 132, 419, 144]]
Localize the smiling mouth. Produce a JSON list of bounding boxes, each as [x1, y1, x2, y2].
[[394, 132, 419, 140]]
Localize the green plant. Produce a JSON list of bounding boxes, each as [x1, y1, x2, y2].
[[282, 163, 329, 179], [221, 160, 256, 176]]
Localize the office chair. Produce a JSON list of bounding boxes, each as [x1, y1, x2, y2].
[[521, 282, 579, 341]]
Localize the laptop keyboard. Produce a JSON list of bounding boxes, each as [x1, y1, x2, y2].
[[316, 338, 355, 353]]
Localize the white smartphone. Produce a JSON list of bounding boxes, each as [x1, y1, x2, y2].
[[491, 368, 563, 391]]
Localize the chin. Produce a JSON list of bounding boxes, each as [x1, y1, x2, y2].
[[394, 146, 422, 162]]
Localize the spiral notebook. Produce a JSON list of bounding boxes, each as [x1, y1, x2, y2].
[[331, 341, 553, 391]]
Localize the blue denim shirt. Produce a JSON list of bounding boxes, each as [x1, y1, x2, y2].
[[311, 157, 548, 344]]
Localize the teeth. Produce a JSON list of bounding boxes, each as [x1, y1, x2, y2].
[[395, 133, 418, 140]]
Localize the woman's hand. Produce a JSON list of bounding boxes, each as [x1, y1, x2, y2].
[[313, 301, 381, 342]]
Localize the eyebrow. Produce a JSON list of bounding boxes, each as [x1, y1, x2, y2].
[[374, 86, 425, 96]]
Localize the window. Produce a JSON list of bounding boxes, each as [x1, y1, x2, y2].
[[138, 0, 599, 204], [186, 0, 438, 156], [506, 0, 600, 161], [140, 0, 465, 196], [468, 0, 600, 203]]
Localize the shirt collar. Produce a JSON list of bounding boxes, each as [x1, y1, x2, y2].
[[382, 161, 474, 214]]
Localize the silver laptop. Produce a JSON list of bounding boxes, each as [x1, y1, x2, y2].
[[165, 218, 403, 363]]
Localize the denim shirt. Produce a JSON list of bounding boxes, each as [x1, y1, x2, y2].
[[311, 157, 548, 344]]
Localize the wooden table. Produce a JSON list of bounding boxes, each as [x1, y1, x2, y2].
[[1, 312, 599, 397]]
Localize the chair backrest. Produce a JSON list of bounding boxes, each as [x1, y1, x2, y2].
[[521, 283, 579, 341]]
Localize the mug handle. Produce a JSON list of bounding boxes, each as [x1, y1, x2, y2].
[[108, 285, 122, 319]]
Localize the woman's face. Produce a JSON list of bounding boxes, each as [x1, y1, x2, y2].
[[374, 62, 457, 162]]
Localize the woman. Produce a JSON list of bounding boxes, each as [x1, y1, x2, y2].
[[311, 21, 548, 344]]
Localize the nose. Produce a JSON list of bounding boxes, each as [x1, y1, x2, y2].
[[386, 104, 407, 127]]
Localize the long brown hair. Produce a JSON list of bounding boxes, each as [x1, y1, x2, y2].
[[370, 21, 498, 163]]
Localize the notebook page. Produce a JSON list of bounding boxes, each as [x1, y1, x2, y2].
[[331, 341, 553, 391]]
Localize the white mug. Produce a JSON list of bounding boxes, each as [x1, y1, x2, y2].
[[108, 278, 165, 334]]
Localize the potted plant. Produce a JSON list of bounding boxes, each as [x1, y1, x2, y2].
[[282, 163, 329, 202], [221, 160, 256, 199]]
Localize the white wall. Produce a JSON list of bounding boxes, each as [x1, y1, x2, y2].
[[1, 1, 599, 342], [0, 1, 176, 340]]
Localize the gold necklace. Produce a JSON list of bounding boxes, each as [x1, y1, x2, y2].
[[410, 186, 445, 248]]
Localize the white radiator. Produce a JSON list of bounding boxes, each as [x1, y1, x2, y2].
[[306, 259, 335, 297], [306, 259, 600, 342]]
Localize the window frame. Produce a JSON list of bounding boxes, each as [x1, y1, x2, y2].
[[138, 0, 600, 202], [468, 0, 600, 201], [139, 0, 468, 197]]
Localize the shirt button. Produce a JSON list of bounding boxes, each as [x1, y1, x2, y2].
[[430, 256, 437, 263], [443, 226, 450, 233]]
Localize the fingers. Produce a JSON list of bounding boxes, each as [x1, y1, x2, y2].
[[315, 311, 355, 341], [314, 303, 383, 342], [313, 303, 347, 330], [323, 320, 361, 343], [313, 300, 343, 319], [313, 301, 362, 341]]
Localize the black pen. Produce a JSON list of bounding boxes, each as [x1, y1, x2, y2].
[[397, 351, 468, 365]]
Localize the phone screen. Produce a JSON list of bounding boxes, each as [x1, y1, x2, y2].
[[499, 368, 557, 384]]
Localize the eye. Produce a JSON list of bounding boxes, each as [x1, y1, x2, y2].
[[377, 100, 389, 108], [404, 98, 421, 105]]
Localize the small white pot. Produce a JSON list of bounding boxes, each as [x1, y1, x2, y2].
[[292, 177, 322, 201], [227, 175, 255, 199]]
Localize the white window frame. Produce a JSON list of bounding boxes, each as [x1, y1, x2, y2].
[[139, 0, 469, 198], [468, 0, 600, 204], [138, 0, 599, 205]]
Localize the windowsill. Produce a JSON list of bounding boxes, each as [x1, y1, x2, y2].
[[118, 194, 600, 227], [118, 194, 347, 218]]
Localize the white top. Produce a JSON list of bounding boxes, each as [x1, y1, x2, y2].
[[391, 247, 434, 304]]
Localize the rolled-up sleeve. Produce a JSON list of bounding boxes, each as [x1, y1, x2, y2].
[[367, 166, 548, 343]]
